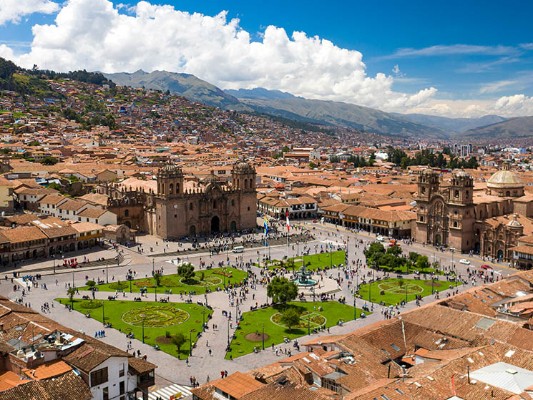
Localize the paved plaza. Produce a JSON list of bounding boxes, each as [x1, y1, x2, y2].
[[0, 221, 514, 391]]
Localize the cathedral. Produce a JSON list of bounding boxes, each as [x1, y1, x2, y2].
[[415, 163, 532, 263], [101, 161, 258, 239]]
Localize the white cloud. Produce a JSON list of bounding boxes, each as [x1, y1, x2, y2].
[[494, 94, 533, 115], [388, 44, 519, 58], [4, 0, 437, 113], [2, 0, 531, 119], [479, 80, 515, 94], [0, 0, 59, 25]]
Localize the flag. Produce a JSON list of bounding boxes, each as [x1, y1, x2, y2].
[[286, 210, 290, 231], [263, 216, 269, 236]]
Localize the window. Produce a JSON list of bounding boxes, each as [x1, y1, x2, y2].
[[421, 187, 426, 194], [453, 221, 458, 228], [90, 367, 108, 387], [103, 387, 109, 400], [189, 203, 193, 211], [247, 207, 250, 211], [124, 209, 129, 217], [119, 363, 125, 377], [454, 190, 459, 198], [231, 199, 235, 206], [119, 380, 125, 394]]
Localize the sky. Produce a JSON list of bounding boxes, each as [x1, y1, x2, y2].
[[1, 0, 533, 118]]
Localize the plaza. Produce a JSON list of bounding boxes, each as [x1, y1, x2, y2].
[[0, 220, 513, 391]]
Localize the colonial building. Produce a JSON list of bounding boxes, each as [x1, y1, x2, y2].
[[102, 161, 258, 239], [415, 165, 533, 264]]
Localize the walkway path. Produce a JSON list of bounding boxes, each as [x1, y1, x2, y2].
[[0, 222, 513, 388]]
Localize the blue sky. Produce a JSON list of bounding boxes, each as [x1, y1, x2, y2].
[[1, 0, 532, 117]]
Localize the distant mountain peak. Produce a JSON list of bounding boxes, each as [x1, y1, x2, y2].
[[225, 87, 296, 100]]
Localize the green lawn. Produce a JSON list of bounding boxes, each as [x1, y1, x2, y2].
[[356, 278, 459, 306], [80, 267, 248, 295], [226, 300, 362, 359], [266, 250, 346, 271], [56, 298, 211, 359]]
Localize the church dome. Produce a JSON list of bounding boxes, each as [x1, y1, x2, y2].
[[487, 170, 523, 189]]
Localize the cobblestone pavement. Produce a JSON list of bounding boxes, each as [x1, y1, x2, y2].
[[0, 222, 514, 388]]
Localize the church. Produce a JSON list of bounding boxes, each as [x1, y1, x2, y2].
[[415, 163, 533, 263], [101, 161, 258, 239]]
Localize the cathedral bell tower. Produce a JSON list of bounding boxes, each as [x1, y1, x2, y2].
[[447, 170, 475, 252], [232, 162, 256, 192], [157, 164, 184, 198]]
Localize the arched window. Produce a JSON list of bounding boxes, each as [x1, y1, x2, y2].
[[189, 203, 193, 211], [231, 199, 235, 206], [506, 191, 510, 196], [244, 179, 248, 189], [454, 190, 459, 198], [169, 183, 174, 194], [124, 209, 129, 217], [213, 200, 217, 209]]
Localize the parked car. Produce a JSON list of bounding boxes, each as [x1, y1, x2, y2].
[[459, 259, 471, 265], [376, 236, 385, 242], [480, 264, 492, 270]]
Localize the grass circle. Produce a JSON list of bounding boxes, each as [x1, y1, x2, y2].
[[378, 281, 424, 295], [271, 311, 326, 330], [122, 306, 189, 328]]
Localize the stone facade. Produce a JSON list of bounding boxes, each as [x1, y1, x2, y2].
[[415, 166, 531, 263], [101, 161, 257, 239]]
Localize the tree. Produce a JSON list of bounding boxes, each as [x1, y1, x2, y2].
[[415, 255, 430, 270], [171, 333, 187, 358], [153, 272, 162, 287], [67, 287, 75, 306], [177, 263, 195, 283], [280, 307, 302, 332], [41, 156, 58, 165], [267, 277, 298, 305]]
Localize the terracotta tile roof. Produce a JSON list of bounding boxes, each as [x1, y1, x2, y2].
[[1, 226, 47, 243], [39, 194, 66, 206], [77, 207, 107, 218], [128, 356, 157, 374], [0, 371, 92, 400], [0, 370, 30, 392], [22, 360, 72, 380], [209, 371, 263, 398], [62, 341, 128, 373], [57, 199, 87, 211], [70, 222, 104, 233]]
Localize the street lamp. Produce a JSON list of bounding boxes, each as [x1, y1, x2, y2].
[[353, 293, 357, 321], [202, 309, 206, 330], [154, 286, 157, 302], [152, 258, 155, 276], [262, 323, 265, 350], [106, 263, 109, 284], [128, 274, 132, 293], [140, 313, 145, 344], [189, 331, 193, 356], [227, 318, 230, 348], [53, 255, 56, 275], [72, 271, 75, 289], [102, 302, 105, 326]]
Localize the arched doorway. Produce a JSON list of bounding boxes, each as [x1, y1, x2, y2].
[[230, 221, 237, 232], [211, 216, 220, 233], [435, 234, 442, 246], [189, 225, 196, 236], [497, 249, 504, 261]]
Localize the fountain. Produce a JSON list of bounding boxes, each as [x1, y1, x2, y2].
[[293, 264, 317, 287]]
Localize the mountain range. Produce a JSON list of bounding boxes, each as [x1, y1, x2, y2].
[[105, 70, 533, 140]]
